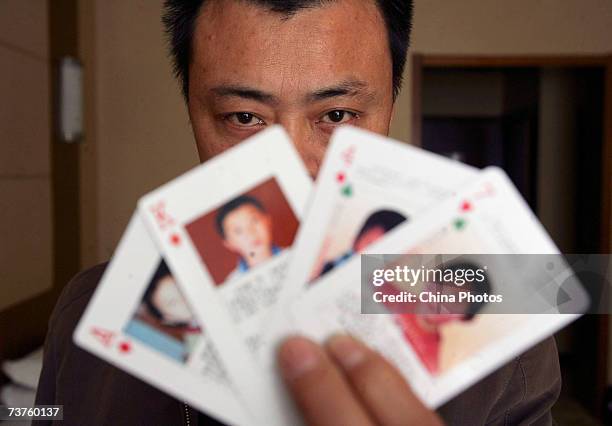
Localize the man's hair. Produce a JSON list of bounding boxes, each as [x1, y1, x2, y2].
[[354, 209, 407, 248], [162, 0, 413, 100], [215, 195, 266, 238]]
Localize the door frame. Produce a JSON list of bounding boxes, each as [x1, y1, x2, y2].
[[0, 0, 80, 368]]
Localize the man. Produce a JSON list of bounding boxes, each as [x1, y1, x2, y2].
[[215, 195, 282, 282], [35, 0, 561, 425]]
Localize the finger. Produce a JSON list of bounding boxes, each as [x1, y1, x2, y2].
[[326, 334, 443, 426], [277, 336, 374, 426]]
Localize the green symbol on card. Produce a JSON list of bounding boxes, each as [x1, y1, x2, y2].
[[453, 217, 467, 230], [341, 184, 353, 197]]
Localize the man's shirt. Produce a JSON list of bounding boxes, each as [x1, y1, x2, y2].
[[224, 245, 283, 282]]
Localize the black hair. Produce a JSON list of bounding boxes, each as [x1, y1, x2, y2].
[[143, 260, 173, 320], [162, 0, 413, 100], [215, 195, 266, 238], [353, 209, 407, 248]]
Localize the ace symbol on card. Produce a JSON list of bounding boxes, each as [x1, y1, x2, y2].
[[90, 327, 115, 347]]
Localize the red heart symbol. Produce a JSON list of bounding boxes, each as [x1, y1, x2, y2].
[[170, 233, 181, 246], [336, 172, 346, 183]]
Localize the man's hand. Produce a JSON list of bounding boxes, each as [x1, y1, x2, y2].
[[277, 335, 443, 426]]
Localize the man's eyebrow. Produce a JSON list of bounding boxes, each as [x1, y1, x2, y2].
[[307, 80, 374, 102], [209, 85, 279, 105]]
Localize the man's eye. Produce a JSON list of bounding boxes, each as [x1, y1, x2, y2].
[[226, 112, 265, 127], [319, 110, 358, 124]]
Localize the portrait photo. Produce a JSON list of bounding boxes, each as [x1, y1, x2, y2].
[[124, 260, 202, 363], [186, 177, 299, 286], [309, 184, 410, 284]]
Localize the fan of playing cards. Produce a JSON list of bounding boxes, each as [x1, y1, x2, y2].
[[73, 126, 588, 425]]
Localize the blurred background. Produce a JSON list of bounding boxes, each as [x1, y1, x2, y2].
[[0, 0, 610, 424]]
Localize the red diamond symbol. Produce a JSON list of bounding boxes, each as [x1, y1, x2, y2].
[[119, 341, 131, 354], [170, 234, 181, 246]]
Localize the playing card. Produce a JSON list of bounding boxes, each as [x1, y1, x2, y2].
[[287, 126, 478, 287], [73, 214, 249, 425], [137, 126, 312, 424], [262, 167, 588, 421]]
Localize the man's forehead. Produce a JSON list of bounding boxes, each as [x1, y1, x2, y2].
[[189, 0, 390, 94]]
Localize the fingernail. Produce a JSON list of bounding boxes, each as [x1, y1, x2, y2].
[[278, 336, 320, 380], [326, 334, 366, 370]]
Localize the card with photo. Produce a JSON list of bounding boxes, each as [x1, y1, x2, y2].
[[303, 126, 478, 287], [137, 126, 312, 425], [73, 214, 248, 425], [282, 167, 588, 411], [183, 176, 301, 350]]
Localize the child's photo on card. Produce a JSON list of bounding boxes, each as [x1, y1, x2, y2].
[[186, 177, 299, 287], [124, 260, 202, 364], [310, 205, 408, 282]]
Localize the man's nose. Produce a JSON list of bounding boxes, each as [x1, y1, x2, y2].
[[278, 119, 325, 177], [279, 119, 312, 156]]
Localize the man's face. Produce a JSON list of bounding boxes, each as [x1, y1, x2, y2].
[[418, 281, 471, 328], [222, 204, 273, 262], [188, 0, 394, 176], [353, 225, 387, 253], [152, 276, 193, 324]]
